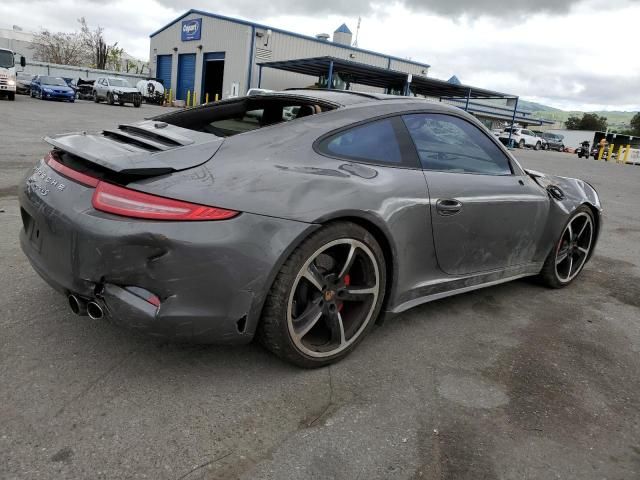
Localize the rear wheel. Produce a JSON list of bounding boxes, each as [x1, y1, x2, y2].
[[519, 139, 525, 148], [259, 222, 386, 368], [538, 207, 595, 288]]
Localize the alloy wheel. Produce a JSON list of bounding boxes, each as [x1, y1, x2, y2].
[[555, 212, 593, 283], [287, 239, 380, 358]]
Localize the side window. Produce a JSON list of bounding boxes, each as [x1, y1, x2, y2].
[[319, 118, 403, 164], [402, 114, 513, 175]]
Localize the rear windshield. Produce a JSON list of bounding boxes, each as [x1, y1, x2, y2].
[[157, 96, 335, 137], [503, 128, 520, 133]]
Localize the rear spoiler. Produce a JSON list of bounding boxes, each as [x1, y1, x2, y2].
[[44, 121, 223, 176]]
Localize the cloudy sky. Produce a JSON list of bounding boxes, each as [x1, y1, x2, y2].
[[2, 0, 639, 111]]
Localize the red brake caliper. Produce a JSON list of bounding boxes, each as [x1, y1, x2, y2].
[[338, 274, 350, 312]]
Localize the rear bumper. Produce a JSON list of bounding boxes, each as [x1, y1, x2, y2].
[[18, 162, 316, 344]]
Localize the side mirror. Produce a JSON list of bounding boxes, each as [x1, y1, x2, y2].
[[20, 56, 26, 68]]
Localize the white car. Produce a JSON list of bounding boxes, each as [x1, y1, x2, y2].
[[93, 77, 142, 107], [498, 127, 543, 150]]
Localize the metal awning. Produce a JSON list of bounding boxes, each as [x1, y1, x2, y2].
[[257, 56, 513, 99], [257, 56, 551, 143]]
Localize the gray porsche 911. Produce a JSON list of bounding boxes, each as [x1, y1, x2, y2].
[[19, 90, 601, 367]]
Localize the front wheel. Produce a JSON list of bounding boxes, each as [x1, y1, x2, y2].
[[538, 207, 595, 288], [93, 91, 99, 103], [534, 141, 541, 151], [259, 222, 386, 368], [8, 92, 15, 101], [107, 92, 115, 105], [519, 139, 525, 149]]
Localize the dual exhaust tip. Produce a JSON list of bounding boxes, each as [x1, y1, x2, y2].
[[68, 294, 104, 320]]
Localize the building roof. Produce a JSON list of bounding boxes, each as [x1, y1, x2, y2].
[[447, 75, 461, 85], [334, 23, 352, 34], [258, 56, 513, 99], [149, 9, 431, 70]]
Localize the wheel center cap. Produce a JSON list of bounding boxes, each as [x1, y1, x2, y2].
[[324, 290, 336, 302]]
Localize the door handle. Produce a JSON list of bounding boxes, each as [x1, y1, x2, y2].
[[436, 199, 463, 216]]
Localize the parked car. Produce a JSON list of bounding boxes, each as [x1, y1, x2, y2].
[[30, 75, 75, 102], [18, 90, 602, 367], [76, 78, 95, 100], [541, 133, 565, 151], [498, 127, 543, 149], [93, 77, 142, 107], [531, 131, 549, 150], [16, 72, 34, 95]]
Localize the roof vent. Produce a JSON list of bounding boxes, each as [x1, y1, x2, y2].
[[316, 33, 330, 41]]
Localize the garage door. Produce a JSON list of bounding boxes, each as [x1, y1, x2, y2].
[[176, 53, 196, 101], [156, 55, 172, 90]]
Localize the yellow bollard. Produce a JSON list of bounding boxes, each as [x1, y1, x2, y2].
[[606, 144, 614, 162], [186, 90, 191, 108], [597, 146, 605, 160], [205, 92, 209, 104], [215, 93, 219, 102], [623, 144, 631, 164], [193, 92, 197, 107], [617, 145, 624, 163]]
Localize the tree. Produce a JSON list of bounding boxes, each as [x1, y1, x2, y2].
[[565, 115, 582, 130], [630, 112, 640, 136], [79, 17, 119, 70], [31, 29, 85, 65], [564, 113, 608, 131]]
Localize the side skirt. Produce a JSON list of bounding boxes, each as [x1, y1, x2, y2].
[[388, 264, 542, 315]]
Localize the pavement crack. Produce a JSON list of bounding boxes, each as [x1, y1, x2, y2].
[[307, 365, 334, 428], [175, 451, 233, 480], [53, 350, 136, 418]]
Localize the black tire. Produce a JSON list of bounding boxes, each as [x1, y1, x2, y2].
[[107, 92, 114, 105], [538, 206, 595, 288], [133, 99, 141, 108], [519, 139, 525, 149], [534, 141, 541, 151], [93, 91, 99, 103], [8, 92, 15, 101], [259, 222, 387, 368]]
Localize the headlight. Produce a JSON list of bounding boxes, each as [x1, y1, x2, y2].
[[7, 79, 15, 86], [43, 88, 52, 93]]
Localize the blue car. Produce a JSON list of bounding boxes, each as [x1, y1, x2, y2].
[[30, 76, 75, 102]]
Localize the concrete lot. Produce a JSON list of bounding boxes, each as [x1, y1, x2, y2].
[[1, 95, 639, 480]]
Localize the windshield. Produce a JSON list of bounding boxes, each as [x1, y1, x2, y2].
[[109, 78, 130, 87], [41, 76, 68, 86], [0, 50, 14, 68]]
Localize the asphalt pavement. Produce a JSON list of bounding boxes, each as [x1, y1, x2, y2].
[[1, 95, 639, 479]]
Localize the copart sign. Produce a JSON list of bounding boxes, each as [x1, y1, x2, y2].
[[181, 18, 202, 41]]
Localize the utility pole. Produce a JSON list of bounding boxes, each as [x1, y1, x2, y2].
[[353, 17, 361, 47]]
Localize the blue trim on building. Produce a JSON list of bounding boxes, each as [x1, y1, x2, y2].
[[247, 25, 255, 91], [335, 23, 352, 34], [150, 9, 431, 70]]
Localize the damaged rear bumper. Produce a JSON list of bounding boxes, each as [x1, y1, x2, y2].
[[19, 176, 315, 344]]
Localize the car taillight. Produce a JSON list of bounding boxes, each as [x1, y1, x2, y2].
[[45, 151, 238, 221], [92, 181, 239, 221], [45, 152, 99, 187]]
